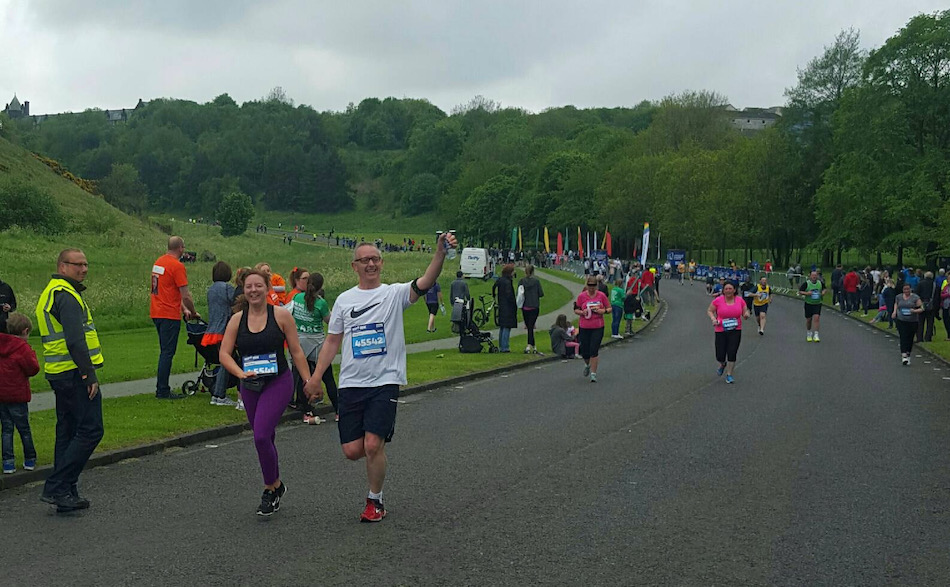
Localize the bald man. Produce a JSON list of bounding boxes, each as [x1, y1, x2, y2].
[[150, 236, 199, 399]]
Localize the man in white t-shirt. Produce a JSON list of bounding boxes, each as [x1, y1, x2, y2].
[[306, 232, 457, 523]]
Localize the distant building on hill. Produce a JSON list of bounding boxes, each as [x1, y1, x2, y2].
[[2, 95, 149, 125], [2, 95, 29, 119], [725, 105, 783, 133]]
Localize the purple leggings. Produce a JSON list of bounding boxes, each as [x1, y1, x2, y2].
[[240, 370, 293, 485]]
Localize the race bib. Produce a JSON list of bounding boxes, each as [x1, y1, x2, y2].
[[810, 290, 821, 300], [243, 353, 278, 375], [721, 318, 739, 331], [758, 292, 769, 301], [900, 308, 912, 317], [352, 322, 387, 358]]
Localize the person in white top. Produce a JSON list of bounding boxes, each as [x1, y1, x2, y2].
[[306, 232, 457, 523]]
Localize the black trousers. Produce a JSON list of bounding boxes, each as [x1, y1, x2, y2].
[[44, 370, 104, 498], [916, 309, 935, 342], [943, 307, 950, 339], [896, 320, 916, 354], [715, 330, 742, 363]]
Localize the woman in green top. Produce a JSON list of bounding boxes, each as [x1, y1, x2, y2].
[[287, 272, 338, 422], [610, 279, 626, 339]]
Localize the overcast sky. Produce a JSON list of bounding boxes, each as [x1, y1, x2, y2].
[[1, 1, 945, 116]]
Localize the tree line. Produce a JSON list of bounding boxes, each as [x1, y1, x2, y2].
[[1, 11, 946, 266]]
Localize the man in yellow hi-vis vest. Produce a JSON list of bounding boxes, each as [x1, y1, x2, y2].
[[35, 248, 104, 513]]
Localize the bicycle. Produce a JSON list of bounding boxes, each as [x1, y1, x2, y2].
[[471, 294, 498, 329]]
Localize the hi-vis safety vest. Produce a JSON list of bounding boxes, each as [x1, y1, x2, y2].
[[35, 278, 103, 375]]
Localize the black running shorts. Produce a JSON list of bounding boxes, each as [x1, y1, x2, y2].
[[338, 384, 399, 445], [804, 304, 822, 318]]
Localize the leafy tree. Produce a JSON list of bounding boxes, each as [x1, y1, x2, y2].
[[217, 190, 255, 237], [401, 173, 441, 215], [98, 163, 148, 215]]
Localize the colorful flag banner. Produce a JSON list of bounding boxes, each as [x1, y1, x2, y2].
[[578, 226, 584, 257], [543, 227, 551, 253], [518, 227, 523, 251], [640, 222, 650, 266], [511, 228, 518, 251]]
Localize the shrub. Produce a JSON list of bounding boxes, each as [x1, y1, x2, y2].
[[0, 178, 66, 234]]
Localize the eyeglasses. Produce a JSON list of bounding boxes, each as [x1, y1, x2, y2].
[[354, 256, 382, 265], [63, 262, 90, 268], [586, 283, 597, 287]]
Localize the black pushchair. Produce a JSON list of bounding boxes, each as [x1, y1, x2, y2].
[[181, 319, 237, 396], [453, 299, 498, 354]]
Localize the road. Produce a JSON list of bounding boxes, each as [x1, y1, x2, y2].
[[2, 280, 948, 586]]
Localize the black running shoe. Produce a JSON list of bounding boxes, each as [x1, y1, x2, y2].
[[257, 482, 287, 516]]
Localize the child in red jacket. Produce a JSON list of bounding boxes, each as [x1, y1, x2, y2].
[[1, 313, 39, 474]]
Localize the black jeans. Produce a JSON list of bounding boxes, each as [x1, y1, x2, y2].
[[153, 318, 181, 396], [44, 370, 104, 498], [943, 307, 950, 339], [896, 320, 916, 354], [1, 403, 36, 463], [846, 292, 859, 313], [522, 308, 540, 346]]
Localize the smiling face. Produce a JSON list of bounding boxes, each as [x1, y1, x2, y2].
[[722, 282, 736, 298], [243, 273, 268, 307], [352, 244, 383, 288], [585, 279, 598, 294], [295, 272, 309, 290]]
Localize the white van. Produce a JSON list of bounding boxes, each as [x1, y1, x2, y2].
[[460, 247, 495, 280]]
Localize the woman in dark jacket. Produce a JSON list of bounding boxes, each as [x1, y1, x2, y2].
[[493, 264, 518, 353], [205, 262, 237, 406], [518, 264, 545, 353]]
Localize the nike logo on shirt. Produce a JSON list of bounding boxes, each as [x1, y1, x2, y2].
[[350, 303, 381, 319]]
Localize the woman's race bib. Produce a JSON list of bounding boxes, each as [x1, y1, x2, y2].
[[721, 318, 739, 331], [900, 308, 912, 317], [243, 353, 278, 375]]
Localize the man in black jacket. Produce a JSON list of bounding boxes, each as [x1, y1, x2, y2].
[[831, 264, 844, 309], [0, 276, 15, 333], [916, 271, 937, 343]]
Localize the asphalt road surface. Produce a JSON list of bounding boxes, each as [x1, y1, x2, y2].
[[2, 282, 949, 586]]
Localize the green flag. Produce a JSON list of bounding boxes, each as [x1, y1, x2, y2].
[[511, 227, 518, 250]]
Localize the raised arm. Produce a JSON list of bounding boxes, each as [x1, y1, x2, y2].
[[411, 232, 457, 304]]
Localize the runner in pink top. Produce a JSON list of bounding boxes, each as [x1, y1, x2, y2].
[[705, 281, 750, 384], [574, 277, 611, 383]]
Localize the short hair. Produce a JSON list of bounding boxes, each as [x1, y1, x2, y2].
[[5, 312, 31, 335], [211, 261, 232, 283], [168, 236, 184, 251], [57, 248, 83, 266], [353, 243, 382, 261], [925, 271, 934, 279], [501, 264, 515, 278], [525, 264, 535, 277], [456, 271, 464, 278]]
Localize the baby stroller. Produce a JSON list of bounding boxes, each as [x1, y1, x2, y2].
[[454, 299, 498, 354], [181, 319, 236, 396]]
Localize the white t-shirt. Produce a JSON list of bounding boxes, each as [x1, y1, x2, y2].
[[328, 282, 413, 388]]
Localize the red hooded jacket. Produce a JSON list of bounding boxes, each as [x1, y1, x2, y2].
[[0, 333, 39, 403]]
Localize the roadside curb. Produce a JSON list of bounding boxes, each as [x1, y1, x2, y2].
[[0, 300, 667, 492], [772, 290, 950, 369]]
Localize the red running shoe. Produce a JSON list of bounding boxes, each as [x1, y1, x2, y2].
[[360, 498, 386, 523]]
